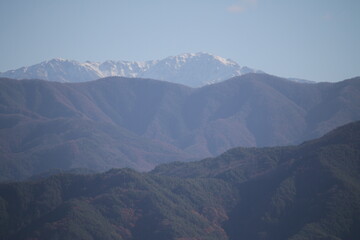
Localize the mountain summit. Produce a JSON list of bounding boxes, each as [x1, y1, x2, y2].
[[0, 53, 261, 87]]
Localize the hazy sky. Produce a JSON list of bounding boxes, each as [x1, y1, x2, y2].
[[0, 0, 359, 82]]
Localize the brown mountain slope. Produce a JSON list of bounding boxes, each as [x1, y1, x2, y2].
[[0, 74, 359, 180]]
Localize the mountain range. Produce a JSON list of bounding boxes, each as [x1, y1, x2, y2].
[[0, 53, 263, 87], [0, 74, 359, 181], [1, 121, 359, 240]]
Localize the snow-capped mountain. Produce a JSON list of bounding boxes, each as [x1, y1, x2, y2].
[[139, 53, 262, 87], [0, 53, 262, 87]]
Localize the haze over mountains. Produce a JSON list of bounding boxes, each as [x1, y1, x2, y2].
[[0, 74, 359, 180], [1, 121, 359, 240], [1, 54, 360, 240], [0, 53, 264, 87]]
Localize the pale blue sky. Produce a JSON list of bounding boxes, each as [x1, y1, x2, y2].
[[0, 0, 359, 82]]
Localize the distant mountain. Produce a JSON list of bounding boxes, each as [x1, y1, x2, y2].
[[0, 53, 262, 87], [0, 77, 192, 181], [1, 121, 359, 240], [0, 74, 359, 180], [287, 77, 315, 84]]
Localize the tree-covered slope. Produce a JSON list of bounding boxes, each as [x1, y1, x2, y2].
[[1, 74, 360, 180], [0, 169, 236, 240], [0, 121, 359, 240], [0, 77, 193, 180], [154, 121, 360, 240]]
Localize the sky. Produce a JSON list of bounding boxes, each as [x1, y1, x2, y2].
[[0, 0, 359, 82]]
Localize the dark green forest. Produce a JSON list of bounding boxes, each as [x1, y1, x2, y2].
[[1, 121, 359, 240]]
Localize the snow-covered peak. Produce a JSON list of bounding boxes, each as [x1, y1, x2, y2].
[[166, 52, 238, 66], [0, 53, 262, 87], [43, 58, 77, 66], [213, 55, 238, 66], [48, 57, 67, 62], [139, 52, 249, 86]]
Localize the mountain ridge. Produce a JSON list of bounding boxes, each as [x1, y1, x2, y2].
[[0, 74, 359, 180], [0, 53, 262, 87]]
